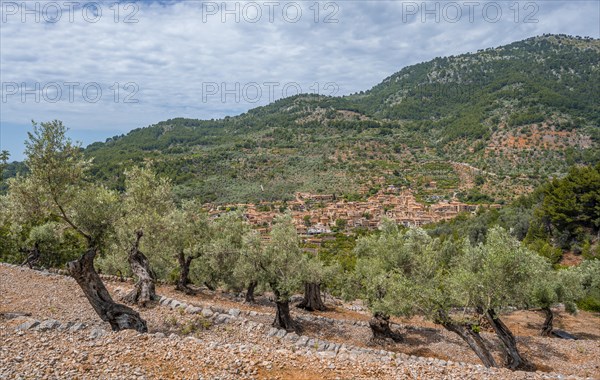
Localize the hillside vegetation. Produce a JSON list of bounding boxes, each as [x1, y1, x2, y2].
[[1, 58, 599, 374], [58, 34, 600, 204]]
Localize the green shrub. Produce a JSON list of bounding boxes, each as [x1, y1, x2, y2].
[[577, 295, 600, 312]]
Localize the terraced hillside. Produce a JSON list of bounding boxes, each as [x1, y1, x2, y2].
[[6, 34, 596, 204]]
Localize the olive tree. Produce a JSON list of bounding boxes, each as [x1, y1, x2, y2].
[[353, 221, 501, 367], [18, 222, 82, 269], [576, 259, 600, 312], [453, 227, 548, 371], [352, 220, 419, 342], [114, 166, 174, 306], [165, 202, 211, 294], [296, 256, 329, 311], [530, 265, 583, 337], [8, 121, 147, 332], [19, 224, 51, 268], [233, 230, 264, 303], [203, 211, 253, 294], [408, 236, 503, 368], [242, 214, 305, 331]]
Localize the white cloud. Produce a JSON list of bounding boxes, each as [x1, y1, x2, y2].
[[0, 0, 598, 156]]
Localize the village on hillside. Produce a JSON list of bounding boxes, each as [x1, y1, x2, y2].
[[206, 186, 501, 240]]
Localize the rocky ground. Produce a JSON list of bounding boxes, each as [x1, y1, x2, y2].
[[1, 263, 599, 379]]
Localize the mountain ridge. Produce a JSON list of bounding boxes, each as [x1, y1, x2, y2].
[[5, 34, 599, 204]]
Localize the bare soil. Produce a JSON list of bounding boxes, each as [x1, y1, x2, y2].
[[1, 264, 599, 379]]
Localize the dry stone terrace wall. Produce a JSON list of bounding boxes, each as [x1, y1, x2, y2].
[[0, 291, 563, 380]]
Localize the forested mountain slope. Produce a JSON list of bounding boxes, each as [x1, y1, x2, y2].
[[64, 35, 600, 203]]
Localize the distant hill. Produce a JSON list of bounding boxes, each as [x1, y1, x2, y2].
[[22, 34, 600, 203]]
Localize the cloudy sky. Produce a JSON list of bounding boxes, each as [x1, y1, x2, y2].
[[1, 0, 599, 160]]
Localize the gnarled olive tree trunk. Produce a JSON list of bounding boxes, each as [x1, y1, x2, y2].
[[297, 282, 326, 311], [122, 231, 157, 307], [272, 288, 297, 332], [540, 307, 554, 337], [175, 250, 195, 294], [443, 322, 498, 367], [20, 242, 41, 269], [438, 315, 497, 368], [485, 308, 535, 371], [274, 300, 297, 331], [245, 281, 257, 303], [68, 246, 147, 332], [369, 312, 403, 342]]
